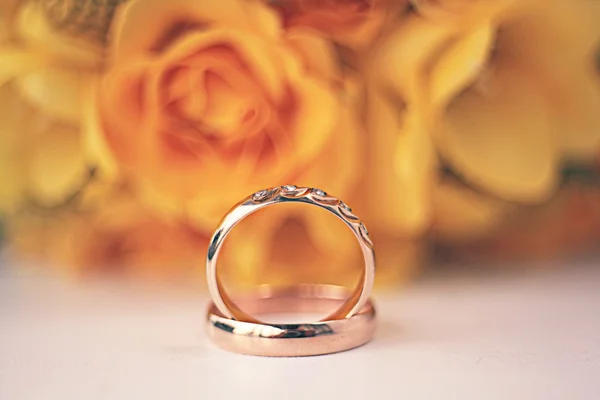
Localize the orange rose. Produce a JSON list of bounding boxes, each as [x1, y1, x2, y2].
[[0, 0, 21, 18], [270, 0, 406, 49], [96, 0, 353, 228], [9, 182, 210, 283]]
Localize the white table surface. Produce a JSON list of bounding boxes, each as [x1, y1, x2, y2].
[[1, 259, 600, 400]]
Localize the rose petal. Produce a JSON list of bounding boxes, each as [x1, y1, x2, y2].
[[372, 17, 454, 100], [112, 0, 269, 61], [497, 1, 600, 159], [245, 0, 282, 39], [437, 67, 559, 203], [159, 30, 286, 102], [555, 74, 600, 159], [285, 27, 339, 82], [27, 124, 89, 207], [16, 2, 102, 70], [98, 59, 159, 169], [83, 82, 120, 181], [16, 67, 94, 124], [364, 87, 436, 235], [283, 0, 395, 50], [0, 14, 9, 43], [0, 47, 46, 87], [430, 23, 494, 109], [202, 72, 250, 135], [286, 68, 339, 162], [169, 53, 269, 141], [393, 110, 437, 234], [0, 85, 28, 211], [431, 178, 513, 242]]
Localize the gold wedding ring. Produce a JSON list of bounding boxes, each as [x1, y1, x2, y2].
[[206, 284, 376, 357], [205, 186, 377, 356]]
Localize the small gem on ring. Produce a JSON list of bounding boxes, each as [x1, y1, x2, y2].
[[252, 189, 269, 201], [312, 188, 327, 197], [339, 202, 352, 212], [281, 185, 297, 193]]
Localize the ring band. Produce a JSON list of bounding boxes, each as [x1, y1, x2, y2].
[[206, 284, 377, 357], [206, 186, 375, 323]]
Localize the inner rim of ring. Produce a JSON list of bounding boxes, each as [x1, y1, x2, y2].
[[216, 273, 366, 324], [209, 284, 374, 321]]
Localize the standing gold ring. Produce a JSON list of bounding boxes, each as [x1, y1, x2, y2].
[[206, 185, 376, 323]]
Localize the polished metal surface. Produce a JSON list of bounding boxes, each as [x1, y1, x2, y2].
[[206, 284, 377, 357], [206, 186, 376, 323]]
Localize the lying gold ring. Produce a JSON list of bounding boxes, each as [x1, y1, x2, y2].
[[206, 284, 376, 357], [206, 185, 375, 323]]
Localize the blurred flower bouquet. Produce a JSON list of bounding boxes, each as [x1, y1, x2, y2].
[[1, 0, 599, 286]]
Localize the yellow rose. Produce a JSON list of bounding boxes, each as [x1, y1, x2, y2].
[[0, 1, 101, 211], [365, 0, 600, 237], [268, 0, 406, 49], [95, 0, 357, 229]]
